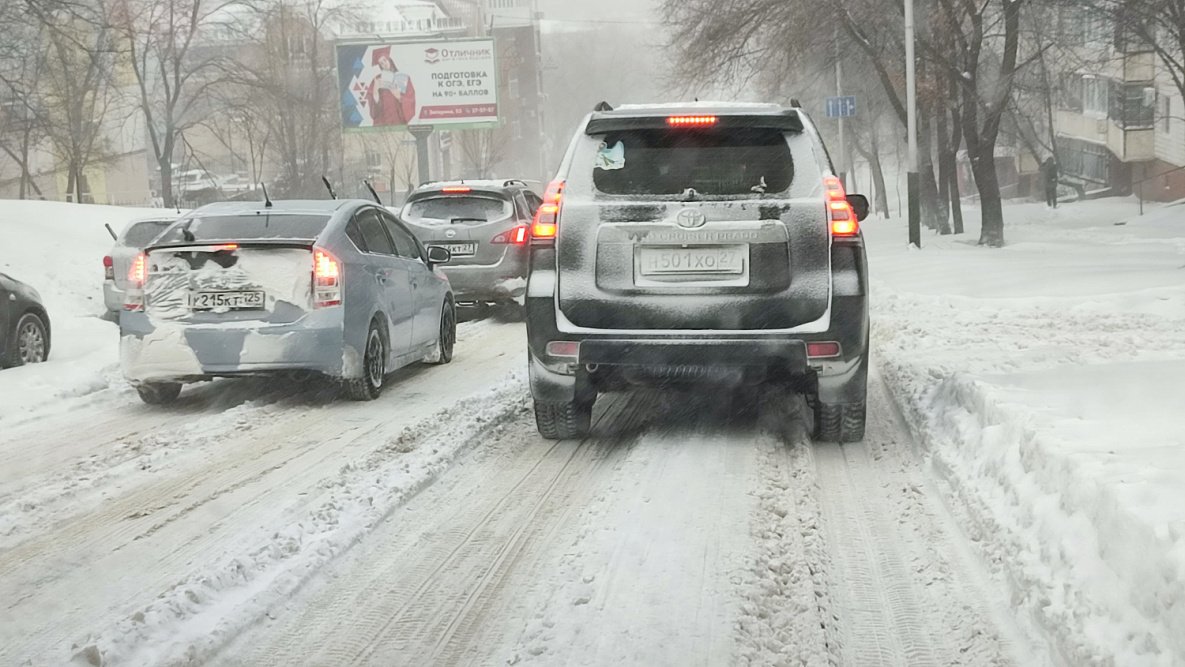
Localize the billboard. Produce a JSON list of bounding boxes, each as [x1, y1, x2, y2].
[[336, 38, 499, 131]]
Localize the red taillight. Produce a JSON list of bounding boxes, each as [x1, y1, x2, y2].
[[824, 176, 859, 237], [124, 253, 147, 311], [531, 179, 565, 244], [492, 225, 529, 245], [441, 186, 471, 193], [667, 115, 718, 127], [313, 248, 342, 308], [546, 341, 580, 359], [103, 255, 114, 281], [807, 341, 842, 359]]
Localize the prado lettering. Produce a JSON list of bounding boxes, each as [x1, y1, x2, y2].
[[337, 38, 499, 130]]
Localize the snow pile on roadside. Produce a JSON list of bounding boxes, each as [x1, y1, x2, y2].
[[68, 372, 530, 667], [867, 199, 1185, 666], [0, 200, 167, 422]]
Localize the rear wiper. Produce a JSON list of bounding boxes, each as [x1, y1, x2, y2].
[[680, 187, 701, 202], [450, 217, 487, 225]]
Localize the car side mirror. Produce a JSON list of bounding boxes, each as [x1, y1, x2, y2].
[[846, 194, 870, 222], [426, 245, 451, 267]]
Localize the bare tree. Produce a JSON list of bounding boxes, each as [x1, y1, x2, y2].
[[0, 16, 48, 199], [456, 128, 509, 179]]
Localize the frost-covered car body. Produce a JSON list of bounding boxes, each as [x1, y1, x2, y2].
[[526, 102, 870, 441], [103, 216, 178, 314], [119, 200, 454, 399], [398, 180, 540, 306], [0, 272, 51, 368]]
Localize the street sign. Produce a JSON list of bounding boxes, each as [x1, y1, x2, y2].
[[825, 96, 857, 118]]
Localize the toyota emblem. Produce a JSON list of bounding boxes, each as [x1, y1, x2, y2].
[[445, 229, 457, 238], [676, 209, 707, 229]]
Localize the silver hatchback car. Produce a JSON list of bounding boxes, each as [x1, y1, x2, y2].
[[103, 216, 178, 316], [119, 199, 456, 404]]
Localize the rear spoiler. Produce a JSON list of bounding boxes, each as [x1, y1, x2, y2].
[[146, 239, 315, 253], [585, 111, 804, 135]]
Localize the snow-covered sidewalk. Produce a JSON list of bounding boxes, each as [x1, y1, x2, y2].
[[866, 199, 1185, 666]]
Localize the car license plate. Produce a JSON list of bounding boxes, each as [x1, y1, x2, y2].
[[433, 242, 477, 257], [638, 245, 746, 275], [190, 290, 265, 310]]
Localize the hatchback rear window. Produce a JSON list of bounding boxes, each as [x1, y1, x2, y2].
[[154, 214, 331, 244], [121, 220, 173, 246], [591, 128, 794, 196], [402, 196, 512, 225]]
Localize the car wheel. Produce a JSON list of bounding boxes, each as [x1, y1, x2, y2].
[[534, 398, 593, 440], [429, 301, 456, 364], [6, 312, 49, 367], [344, 323, 386, 401], [812, 401, 866, 443], [136, 382, 182, 405]]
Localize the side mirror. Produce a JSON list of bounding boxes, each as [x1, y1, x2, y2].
[[426, 245, 451, 267], [846, 194, 870, 222]]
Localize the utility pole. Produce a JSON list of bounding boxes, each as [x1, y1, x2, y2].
[[905, 0, 921, 248]]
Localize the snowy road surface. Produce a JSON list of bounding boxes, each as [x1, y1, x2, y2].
[[1, 316, 1036, 665]]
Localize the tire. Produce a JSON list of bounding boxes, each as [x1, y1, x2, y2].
[[534, 399, 593, 440], [5, 312, 49, 367], [812, 401, 866, 443], [136, 382, 182, 405], [428, 301, 456, 364], [344, 323, 386, 401]]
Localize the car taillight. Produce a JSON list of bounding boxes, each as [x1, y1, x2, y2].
[[492, 225, 529, 245], [103, 255, 114, 281], [313, 248, 342, 308], [124, 253, 147, 311], [531, 179, 565, 245], [824, 176, 859, 238], [807, 341, 842, 359], [441, 186, 471, 193]]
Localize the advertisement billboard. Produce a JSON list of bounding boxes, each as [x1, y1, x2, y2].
[[336, 38, 499, 131]]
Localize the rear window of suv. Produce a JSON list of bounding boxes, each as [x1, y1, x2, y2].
[[121, 220, 174, 246], [592, 128, 794, 196], [154, 214, 331, 244], [402, 196, 512, 226]]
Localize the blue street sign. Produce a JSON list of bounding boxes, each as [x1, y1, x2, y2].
[[825, 96, 857, 118]]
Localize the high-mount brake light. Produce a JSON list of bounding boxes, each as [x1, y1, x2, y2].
[[124, 253, 148, 311], [823, 175, 860, 238], [531, 179, 566, 244], [215, 243, 239, 251], [441, 186, 471, 193], [103, 255, 114, 281], [492, 225, 530, 245], [313, 248, 342, 308], [667, 115, 718, 127]]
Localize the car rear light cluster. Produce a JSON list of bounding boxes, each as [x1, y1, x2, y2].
[[491, 225, 529, 245], [313, 248, 342, 308], [531, 179, 565, 245], [807, 341, 842, 359], [824, 176, 859, 237], [124, 253, 147, 311], [667, 115, 718, 127], [103, 255, 114, 281], [546, 341, 580, 359]]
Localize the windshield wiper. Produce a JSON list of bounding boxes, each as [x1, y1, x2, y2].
[[680, 188, 701, 202]]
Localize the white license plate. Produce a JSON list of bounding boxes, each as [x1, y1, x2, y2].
[[190, 290, 265, 310], [638, 246, 746, 275], [433, 242, 477, 257]]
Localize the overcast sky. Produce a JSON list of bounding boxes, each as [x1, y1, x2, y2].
[[536, 0, 659, 25]]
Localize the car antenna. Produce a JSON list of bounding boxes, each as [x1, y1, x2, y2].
[[321, 175, 337, 200], [104, 223, 117, 241], [364, 180, 383, 205], [261, 183, 273, 208]]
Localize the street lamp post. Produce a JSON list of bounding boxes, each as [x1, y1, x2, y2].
[[905, 0, 921, 248]]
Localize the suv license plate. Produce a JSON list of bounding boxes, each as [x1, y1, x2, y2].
[[638, 246, 746, 275], [433, 242, 477, 257], [190, 290, 265, 310]]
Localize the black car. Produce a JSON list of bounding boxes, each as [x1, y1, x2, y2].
[[399, 180, 541, 312], [525, 102, 870, 442], [0, 273, 51, 368]]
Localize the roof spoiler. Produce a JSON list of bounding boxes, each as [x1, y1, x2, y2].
[[585, 111, 804, 135]]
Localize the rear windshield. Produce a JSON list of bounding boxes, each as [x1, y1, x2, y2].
[[591, 128, 794, 196], [154, 214, 331, 244], [402, 196, 512, 226], [121, 220, 173, 246]]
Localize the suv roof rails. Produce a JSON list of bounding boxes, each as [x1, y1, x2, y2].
[[503, 179, 528, 188], [593, 101, 614, 112]]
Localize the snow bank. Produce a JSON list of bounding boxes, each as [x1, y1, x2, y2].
[[867, 198, 1185, 666], [0, 200, 168, 423]]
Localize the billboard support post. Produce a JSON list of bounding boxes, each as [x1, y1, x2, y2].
[[409, 124, 434, 185]]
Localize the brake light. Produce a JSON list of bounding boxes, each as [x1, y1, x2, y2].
[[124, 253, 147, 311], [667, 115, 718, 127], [531, 179, 565, 244], [824, 176, 859, 237], [441, 186, 471, 193], [313, 248, 342, 308], [492, 225, 529, 245], [103, 255, 114, 281], [807, 342, 842, 359]]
